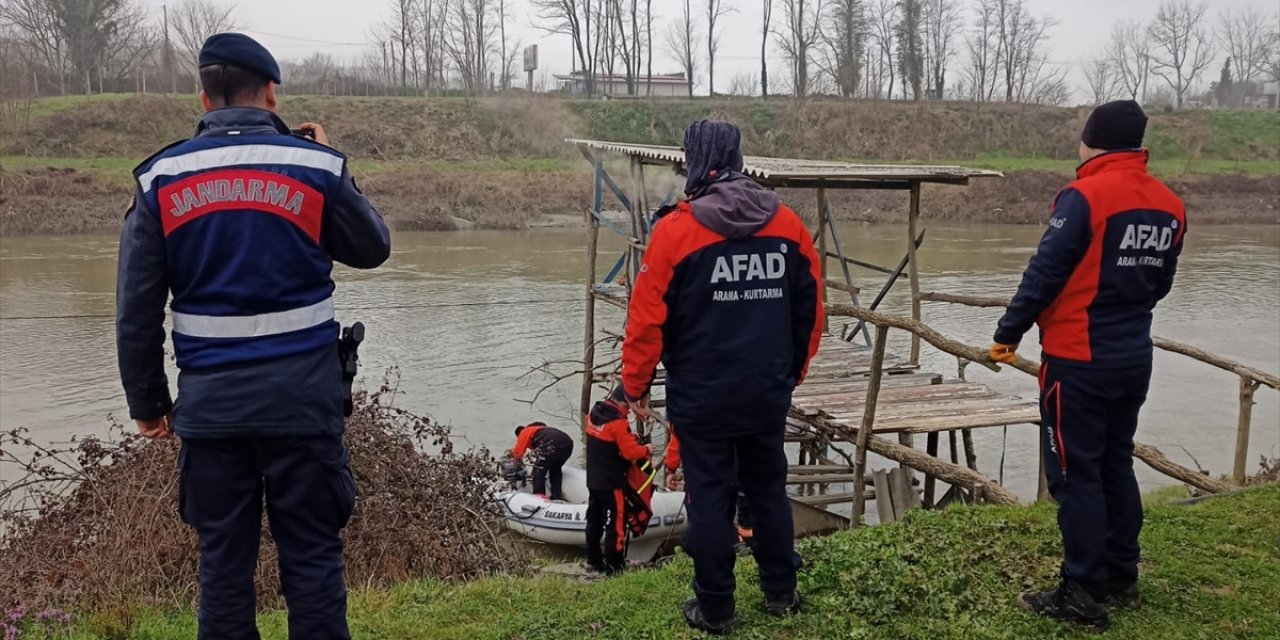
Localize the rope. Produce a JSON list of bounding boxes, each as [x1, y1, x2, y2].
[[0, 298, 584, 322]]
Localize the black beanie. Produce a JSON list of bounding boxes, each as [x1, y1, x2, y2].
[[1081, 100, 1148, 151]]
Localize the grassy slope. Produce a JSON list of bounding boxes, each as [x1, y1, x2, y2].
[[4, 94, 1279, 175], [68, 485, 1280, 640]]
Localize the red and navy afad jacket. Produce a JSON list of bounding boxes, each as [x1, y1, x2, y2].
[[995, 150, 1186, 367], [586, 400, 651, 491], [621, 176, 824, 432], [116, 107, 390, 436]]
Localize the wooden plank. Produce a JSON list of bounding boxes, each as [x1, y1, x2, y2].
[[890, 467, 915, 520], [873, 469, 896, 523], [793, 491, 876, 506], [787, 465, 855, 474], [786, 473, 861, 485]]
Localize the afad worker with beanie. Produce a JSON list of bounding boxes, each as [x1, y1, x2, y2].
[[584, 386, 656, 575], [990, 100, 1186, 632], [621, 119, 824, 635]]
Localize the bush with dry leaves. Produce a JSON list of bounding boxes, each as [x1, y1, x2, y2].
[[0, 375, 520, 611]]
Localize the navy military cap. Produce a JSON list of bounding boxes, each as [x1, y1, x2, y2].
[[198, 33, 282, 84]]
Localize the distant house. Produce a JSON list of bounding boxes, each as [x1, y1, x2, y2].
[[1246, 81, 1279, 110], [553, 71, 691, 97]]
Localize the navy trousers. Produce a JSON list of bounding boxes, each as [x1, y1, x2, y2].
[[1040, 360, 1151, 597], [677, 422, 802, 622], [530, 444, 573, 500], [179, 433, 356, 640]]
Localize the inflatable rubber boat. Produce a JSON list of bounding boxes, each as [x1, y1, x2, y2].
[[494, 464, 688, 562]]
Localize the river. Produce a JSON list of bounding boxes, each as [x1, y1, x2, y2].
[[1, 224, 1277, 500]]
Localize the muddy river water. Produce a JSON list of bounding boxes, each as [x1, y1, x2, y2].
[[2, 223, 1277, 499]]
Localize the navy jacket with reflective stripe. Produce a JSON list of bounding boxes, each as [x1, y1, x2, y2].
[[116, 107, 391, 436]]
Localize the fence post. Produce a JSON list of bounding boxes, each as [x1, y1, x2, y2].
[[1233, 376, 1260, 485], [852, 324, 891, 527]]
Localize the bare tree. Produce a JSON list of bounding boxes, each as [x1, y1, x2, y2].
[[533, 0, 594, 94], [1084, 56, 1120, 104], [961, 0, 999, 101], [419, 0, 450, 94], [170, 0, 237, 78], [1108, 20, 1152, 101], [1, 0, 69, 94], [1218, 6, 1272, 105], [665, 0, 698, 96], [704, 0, 734, 95], [444, 0, 498, 93], [866, 0, 896, 98], [727, 71, 758, 96], [497, 0, 519, 89], [1149, 0, 1215, 109], [760, 0, 773, 97], [645, 0, 654, 94], [774, 0, 824, 97], [921, 0, 959, 99]]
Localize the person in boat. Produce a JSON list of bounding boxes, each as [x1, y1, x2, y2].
[[115, 33, 390, 640], [990, 100, 1185, 632], [585, 387, 657, 575], [663, 430, 755, 557], [510, 422, 574, 501], [621, 119, 824, 634]]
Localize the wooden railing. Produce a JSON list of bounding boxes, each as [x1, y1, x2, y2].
[[917, 291, 1280, 485], [826, 302, 1242, 496]]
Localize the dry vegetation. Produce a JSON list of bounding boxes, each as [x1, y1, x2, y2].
[[1, 95, 1277, 235], [0, 375, 521, 614]]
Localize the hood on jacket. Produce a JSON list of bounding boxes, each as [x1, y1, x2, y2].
[[683, 119, 745, 194], [689, 174, 780, 239]]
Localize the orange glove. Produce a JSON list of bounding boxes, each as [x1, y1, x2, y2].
[[990, 343, 1019, 365]]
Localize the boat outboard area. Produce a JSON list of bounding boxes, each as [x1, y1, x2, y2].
[[493, 462, 687, 562]]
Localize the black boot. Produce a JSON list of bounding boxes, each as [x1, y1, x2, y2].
[[682, 599, 741, 635], [1106, 579, 1141, 610], [763, 591, 803, 617], [1019, 580, 1109, 632]]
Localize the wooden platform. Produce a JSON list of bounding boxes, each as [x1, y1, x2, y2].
[[792, 336, 1040, 435]]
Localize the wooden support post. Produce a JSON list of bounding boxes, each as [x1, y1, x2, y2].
[[923, 432, 939, 507], [906, 181, 922, 365], [873, 470, 895, 524], [816, 189, 830, 332], [1038, 450, 1051, 502], [852, 324, 890, 527], [1233, 377, 1261, 485], [579, 214, 600, 432]]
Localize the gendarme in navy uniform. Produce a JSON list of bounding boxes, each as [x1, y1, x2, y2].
[[115, 33, 390, 640]]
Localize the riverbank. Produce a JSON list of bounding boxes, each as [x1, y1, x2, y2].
[[32, 485, 1279, 639], [1, 95, 1277, 235], [3, 160, 1277, 235]]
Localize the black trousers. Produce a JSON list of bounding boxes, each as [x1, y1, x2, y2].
[[530, 444, 573, 499], [179, 433, 356, 640], [678, 422, 802, 622], [1040, 360, 1151, 597], [585, 488, 627, 570]]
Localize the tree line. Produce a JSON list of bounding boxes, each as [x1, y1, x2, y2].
[[3, 0, 1278, 107]]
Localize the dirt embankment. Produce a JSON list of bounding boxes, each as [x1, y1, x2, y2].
[[2, 95, 1277, 234], [3, 164, 1277, 236]]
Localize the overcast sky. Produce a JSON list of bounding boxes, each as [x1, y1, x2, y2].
[[139, 0, 1277, 100]]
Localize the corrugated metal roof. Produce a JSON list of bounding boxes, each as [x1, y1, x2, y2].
[[568, 139, 1003, 186]]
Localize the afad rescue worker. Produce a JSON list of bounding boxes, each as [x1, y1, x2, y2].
[[990, 100, 1185, 632], [585, 387, 656, 574], [621, 120, 823, 635], [510, 422, 574, 501], [115, 34, 390, 639]]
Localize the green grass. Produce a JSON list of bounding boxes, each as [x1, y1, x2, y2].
[[53, 485, 1280, 640]]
